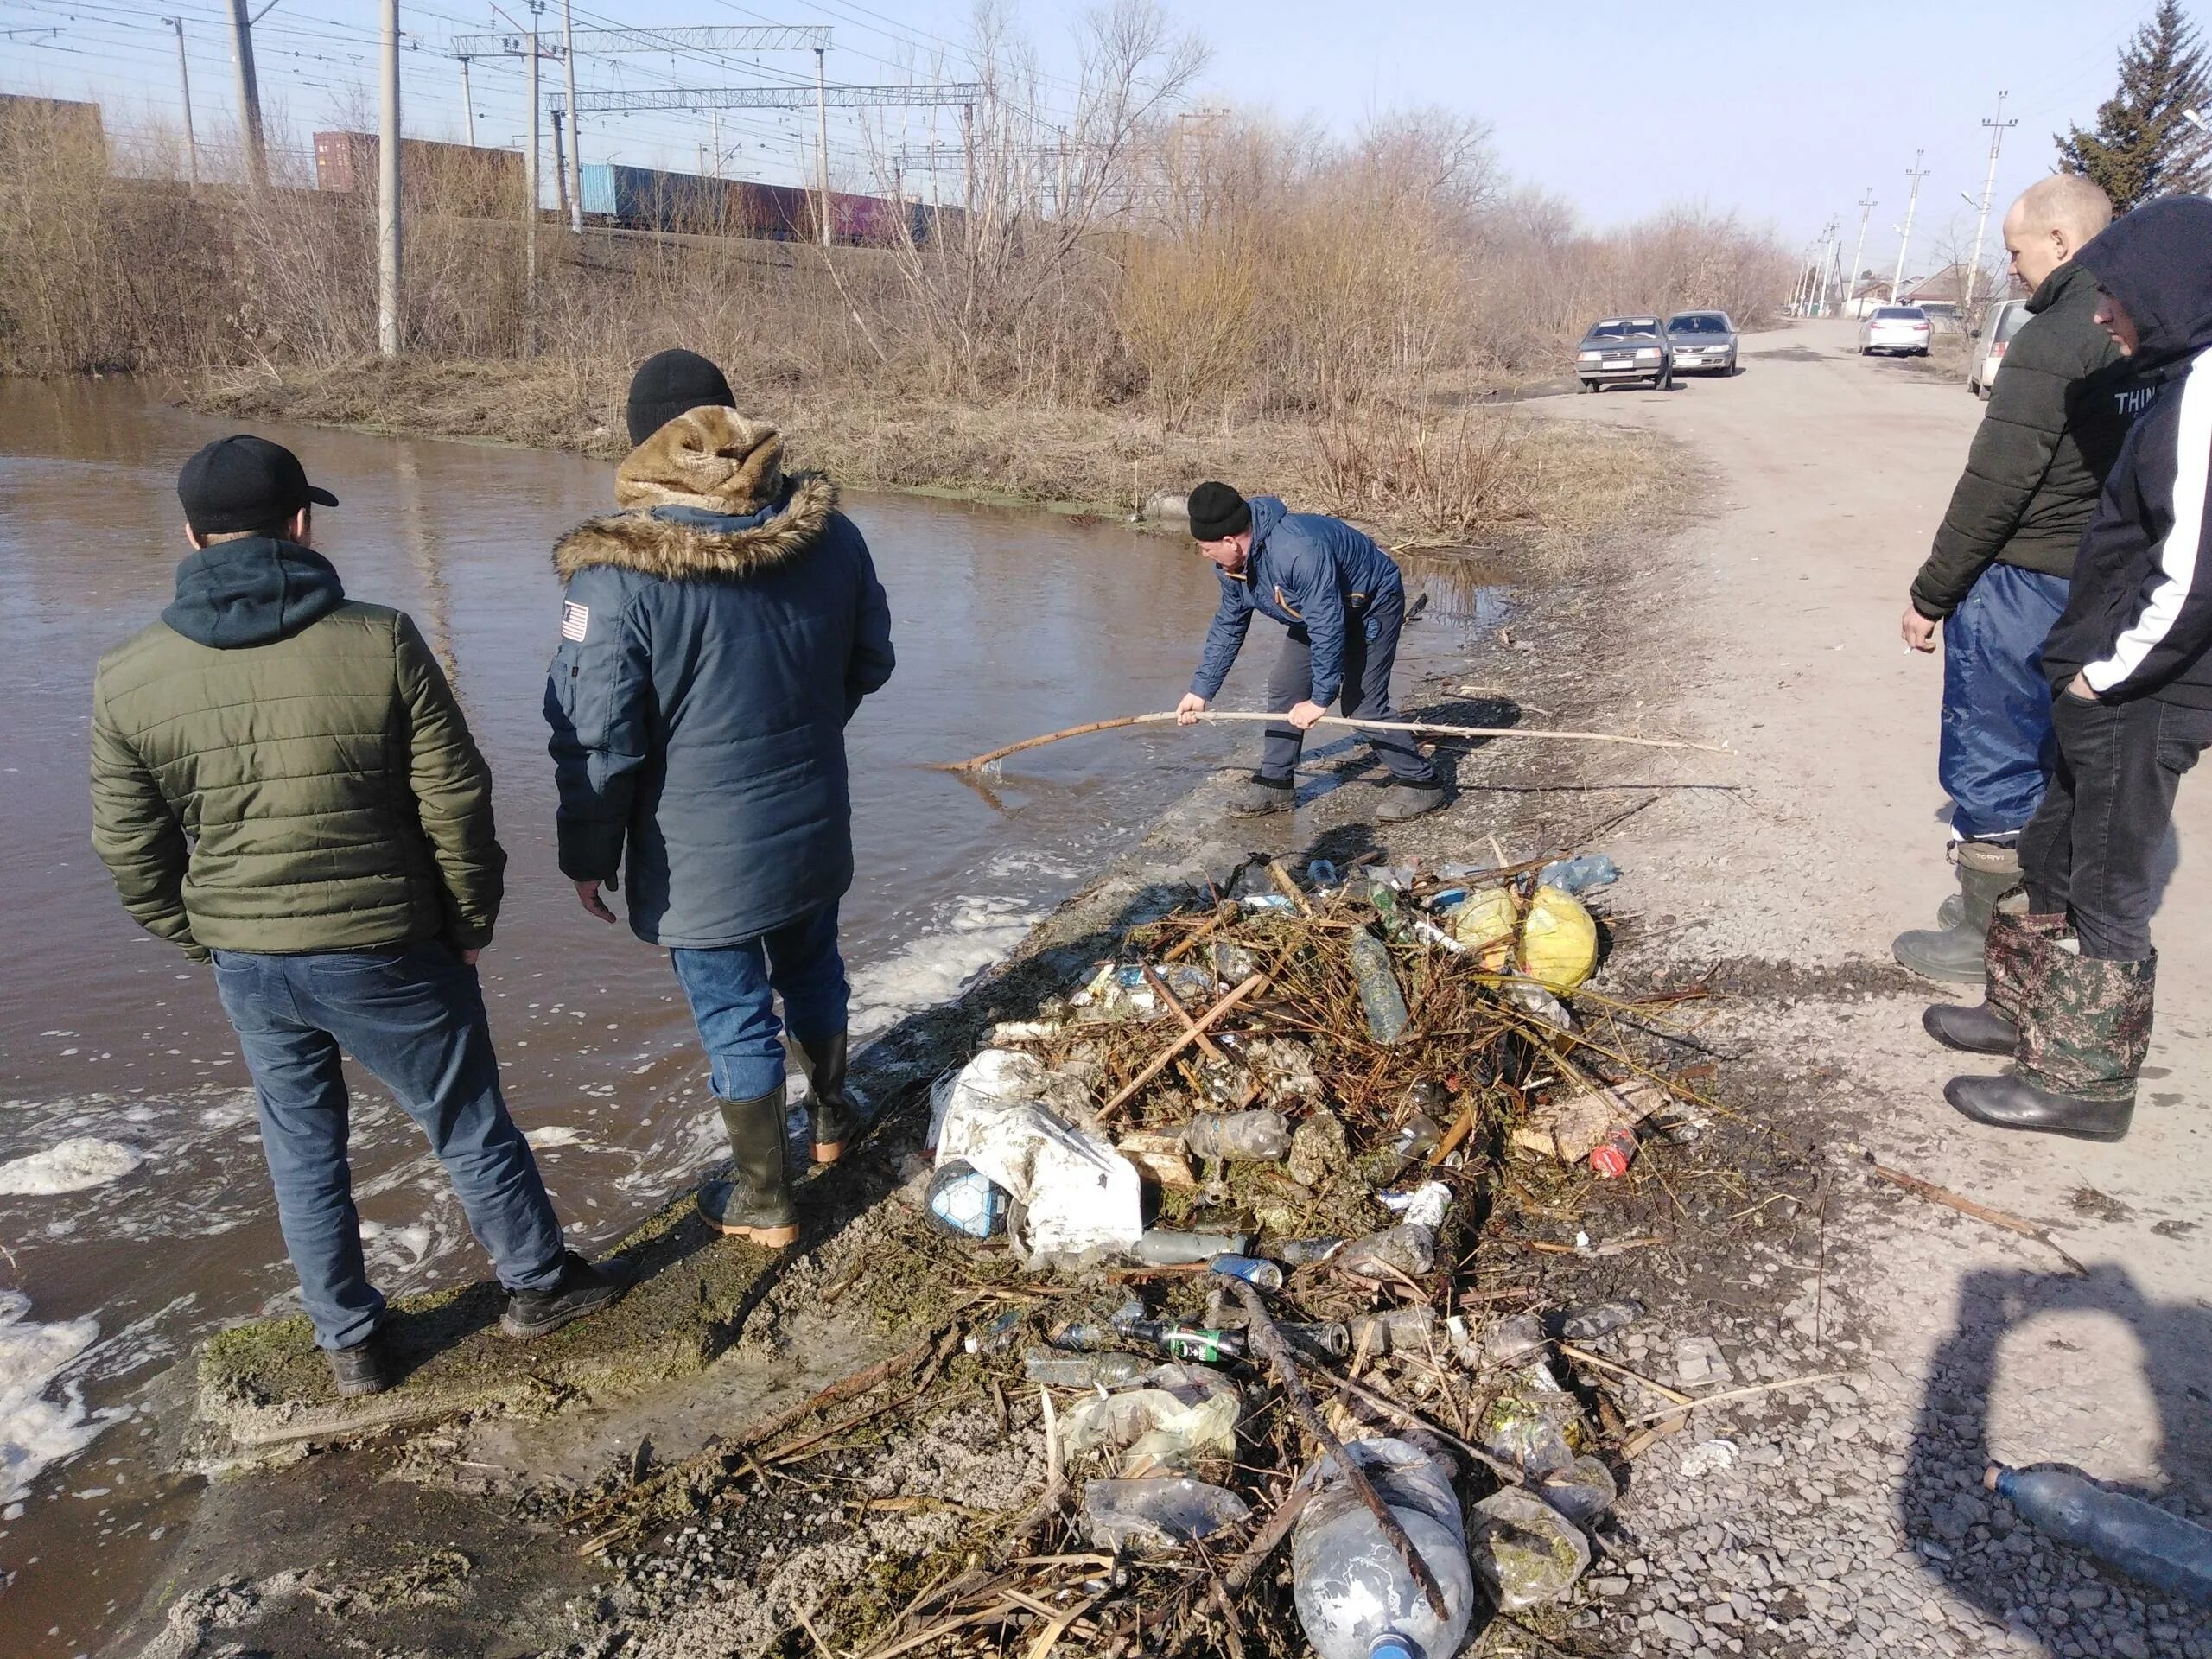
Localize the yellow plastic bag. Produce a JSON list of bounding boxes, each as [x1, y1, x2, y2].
[[1517, 885, 1598, 995], [1452, 887, 1522, 972]]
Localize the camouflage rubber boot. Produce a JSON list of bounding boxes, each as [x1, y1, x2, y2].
[[1893, 842, 2020, 983], [794, 1031, 858, 1166], [1923, 890, 2070, 1055], [1944, 947, 2153, 1142], [699, 1088, 798, 1246]]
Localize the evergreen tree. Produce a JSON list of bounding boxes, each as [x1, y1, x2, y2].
[[2056, 0, 2212, 211]]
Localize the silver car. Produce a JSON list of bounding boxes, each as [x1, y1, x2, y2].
[[1576, 316, 1674, 391], [1666, 309, 1738, 375]]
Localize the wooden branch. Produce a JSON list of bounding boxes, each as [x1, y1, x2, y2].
[[1618, 1370, 1850, 1427], [1224, 1279, 1449, 1620], [1221, 1485, 1313, 1592], [1098, 974, 1266, 1122], [1861, 1154, 2088, 1274], [1141, 963, 1224, 1061], [932, 709, 1733, 772]]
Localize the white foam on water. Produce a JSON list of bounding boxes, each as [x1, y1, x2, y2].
[[526, 1125, 590, 1149], [0, 1137, 145, 1197], [0, 1291, 124, 1509], [848, 896, 1041, 1039]]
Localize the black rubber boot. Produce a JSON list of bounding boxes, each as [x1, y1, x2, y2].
[[501, 1251, 635, 1339], [1226, 773, 1294, 817], [1923, 1001, 2017, 1055], [700, 1088, 798, 1246], [1923, 894, 2070, 1056], [795, 1031, 858, 1166], [1376, 780, 1448, 823], [1894, 842, 2019, 983], [1943, 1074, 2133, 1141], [327, 1325, 397, 1398]]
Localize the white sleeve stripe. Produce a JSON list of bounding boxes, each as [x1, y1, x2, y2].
[[2084, 350, 2212, 691]]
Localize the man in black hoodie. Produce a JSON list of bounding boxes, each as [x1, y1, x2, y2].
[[1929, 194, 2212, 1141]]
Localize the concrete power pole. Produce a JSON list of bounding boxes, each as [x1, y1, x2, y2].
[[1891, 149, 1929, 302], [226, 0, 266, 187], [1964, 91, 2018, 316], [1848, 188, 1876, 312], [551, 106, 569, 216], [457, 55, 475, 147], [814, 45, 831, 245], [524, 2, 543, 351], [560, 0, 582, 232], [378, 0, 403, 359], [164, 17, 199, 187]]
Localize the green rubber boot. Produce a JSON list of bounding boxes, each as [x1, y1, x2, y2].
[[1894, 842, 2018, 983], [699, 1088, 798, 1247], [794, 1031, 858, 1166]]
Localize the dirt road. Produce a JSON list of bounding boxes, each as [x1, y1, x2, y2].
[[1543, 318, 2210, 1655]]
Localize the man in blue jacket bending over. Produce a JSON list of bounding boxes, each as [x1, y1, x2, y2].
[[546, 350, 894, 1245], [1174, 480, 1446, 821]]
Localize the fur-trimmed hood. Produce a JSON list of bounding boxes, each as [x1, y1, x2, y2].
[[554, 405, 840, 582]]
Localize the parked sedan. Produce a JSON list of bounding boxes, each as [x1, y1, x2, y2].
[[1666, 309, 1738, 374], [1576, 317, 1673, 391], [1859, 304, 1932, 356]]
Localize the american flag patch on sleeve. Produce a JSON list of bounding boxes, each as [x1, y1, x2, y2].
[[561, 601, 590, 643]]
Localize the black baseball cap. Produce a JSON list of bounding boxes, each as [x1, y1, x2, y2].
[[177, 435, 340, 535]]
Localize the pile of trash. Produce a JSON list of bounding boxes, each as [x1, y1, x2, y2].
[[891, 848, 1713, 1652]]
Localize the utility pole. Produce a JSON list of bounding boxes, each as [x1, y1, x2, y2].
[[524, 1, 543, 351], [164, 17, 199, 187], [226, 0, 266, 187], [551, 106, 569, 215], [1964, 91, 2017, 315], [1891, 149, 1929, 302], [560, 0, 582, 232], [1848, 188, 1876, 312], [709, 110, 720, 177], [457, 54, 475, 147], [377, 0, 402, 358], [814, 44, 832, 245]]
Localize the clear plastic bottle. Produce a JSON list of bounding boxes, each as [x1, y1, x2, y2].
[[1021, 1347, 1151, 1388], [1348, 931, 1411, 1045], [1185, 1109, 1293, 1162], [1292, 1439, 1475, 1659], [1986, 1465, 2212, 1605]]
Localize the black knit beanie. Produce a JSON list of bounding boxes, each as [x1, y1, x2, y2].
[[1187, 480, 1250, 541], [626, 348, 737, 445]]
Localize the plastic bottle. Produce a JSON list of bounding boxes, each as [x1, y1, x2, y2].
[[1559, 1300, 1643, 1342], [1131, 1229, 1253, 1266], [1986, 1465, 2212, 1605], [1022, 1347, 1151, 1388], [1348, 931, 1411, 1045], [1274, 1236, 1347, 1265], [1185, 1109, 1293, 1162], [1291, 1439, 1475, 1659], [1535, 853, 1621, 895], [1349, 1306, 1436, 1357]]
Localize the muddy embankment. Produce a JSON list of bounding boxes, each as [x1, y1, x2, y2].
[[110, 522, 1808, 1659]]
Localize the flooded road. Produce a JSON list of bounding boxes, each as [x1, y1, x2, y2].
[[0, 379, 1479, 1655]]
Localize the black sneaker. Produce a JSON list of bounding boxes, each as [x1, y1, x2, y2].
[[501, 1251, 635, 1339], [328, 1325, 398, 1398]]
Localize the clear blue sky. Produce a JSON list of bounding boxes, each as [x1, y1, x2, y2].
[[0, 0, 2189, 272]]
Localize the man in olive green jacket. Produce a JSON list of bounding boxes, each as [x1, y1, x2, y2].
[[90, 435, 627, 1397]]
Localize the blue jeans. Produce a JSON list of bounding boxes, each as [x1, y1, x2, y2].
[[670, 903, 849, 1103], [210, 942, 567, 1351], [1940, 563, 2070, 841], [1259, 586, 1437, 785]]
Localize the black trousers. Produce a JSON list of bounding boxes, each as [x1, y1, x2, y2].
[[2020, 692, 2212, 959]]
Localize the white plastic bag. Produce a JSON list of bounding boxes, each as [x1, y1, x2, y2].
[[933, 1049, 1143, 1262]]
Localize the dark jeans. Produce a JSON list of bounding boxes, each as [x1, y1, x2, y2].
[[2020, 693, 2212, 959], [210, 942, 566, 1351], [1259, 588, 1437, 786], [1939, 563, 2069, 840], [669, 902, 848, 1103]]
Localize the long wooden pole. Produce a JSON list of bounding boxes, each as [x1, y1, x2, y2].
[[933, 711, 1729, 773]]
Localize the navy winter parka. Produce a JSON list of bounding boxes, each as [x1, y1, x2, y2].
[[1188, 496, 1404, 707], [545, 408, 894, 947]]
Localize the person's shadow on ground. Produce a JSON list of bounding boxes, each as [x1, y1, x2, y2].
[[1900, 1265, 2212, 1638]]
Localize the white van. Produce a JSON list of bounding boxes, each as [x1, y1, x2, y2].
[[1969, 299, 2032, 400]]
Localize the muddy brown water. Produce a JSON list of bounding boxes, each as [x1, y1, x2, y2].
[[0, 379, 1499, 1655]]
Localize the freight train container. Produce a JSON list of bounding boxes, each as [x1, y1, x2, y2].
[[313, 131, 524, 218], [578, 162, 957, 248]]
